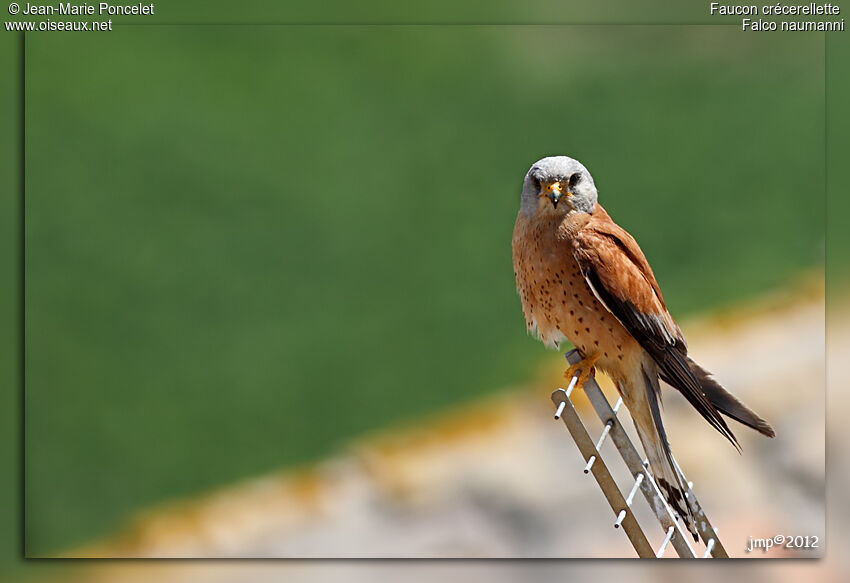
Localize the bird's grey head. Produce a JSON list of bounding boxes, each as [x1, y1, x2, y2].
[[519, 156, 598, 216]]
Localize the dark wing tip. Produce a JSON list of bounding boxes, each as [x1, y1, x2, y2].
[[687, 358, 776, 439]]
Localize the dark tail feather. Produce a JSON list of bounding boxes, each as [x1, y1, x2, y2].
[[633, 367, 700, 542], [656, 347, 741, 451], [686, 358, 775, 438]]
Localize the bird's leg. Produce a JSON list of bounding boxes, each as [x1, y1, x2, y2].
[[564, 352, 602, 391]]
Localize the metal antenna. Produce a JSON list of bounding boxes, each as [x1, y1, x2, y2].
[[551, 349, 728, 558]]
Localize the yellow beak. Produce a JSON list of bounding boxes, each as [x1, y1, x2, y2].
[[545, 182, 563, 207]]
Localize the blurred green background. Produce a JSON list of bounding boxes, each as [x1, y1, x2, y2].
[[23, 26, 823, 556]]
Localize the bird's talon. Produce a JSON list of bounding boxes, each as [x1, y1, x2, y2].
[[564, 355, 601, 391], [564, 363, 582, 382]]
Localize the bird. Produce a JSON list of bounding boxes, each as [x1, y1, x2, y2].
[[512, 156, 774, 540]]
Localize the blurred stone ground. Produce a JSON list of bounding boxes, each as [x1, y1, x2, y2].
[[36, 276, 841, 580]]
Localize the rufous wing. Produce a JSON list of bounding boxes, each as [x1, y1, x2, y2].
[[571, 206, 739, 448]]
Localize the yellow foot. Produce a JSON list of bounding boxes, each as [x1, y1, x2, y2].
[[564, 353, 602, 391]]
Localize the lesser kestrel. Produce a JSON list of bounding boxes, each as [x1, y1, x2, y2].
[[512, 156, 774, 539]]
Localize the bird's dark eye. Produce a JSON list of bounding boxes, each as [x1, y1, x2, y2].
[[530, 175, 542, 190], [569, 172, 582, 188]]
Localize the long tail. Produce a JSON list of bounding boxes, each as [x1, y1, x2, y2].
[[659, 358, 775, 439], [686, 358, 775, 438], [620, 364, 699, 541]]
